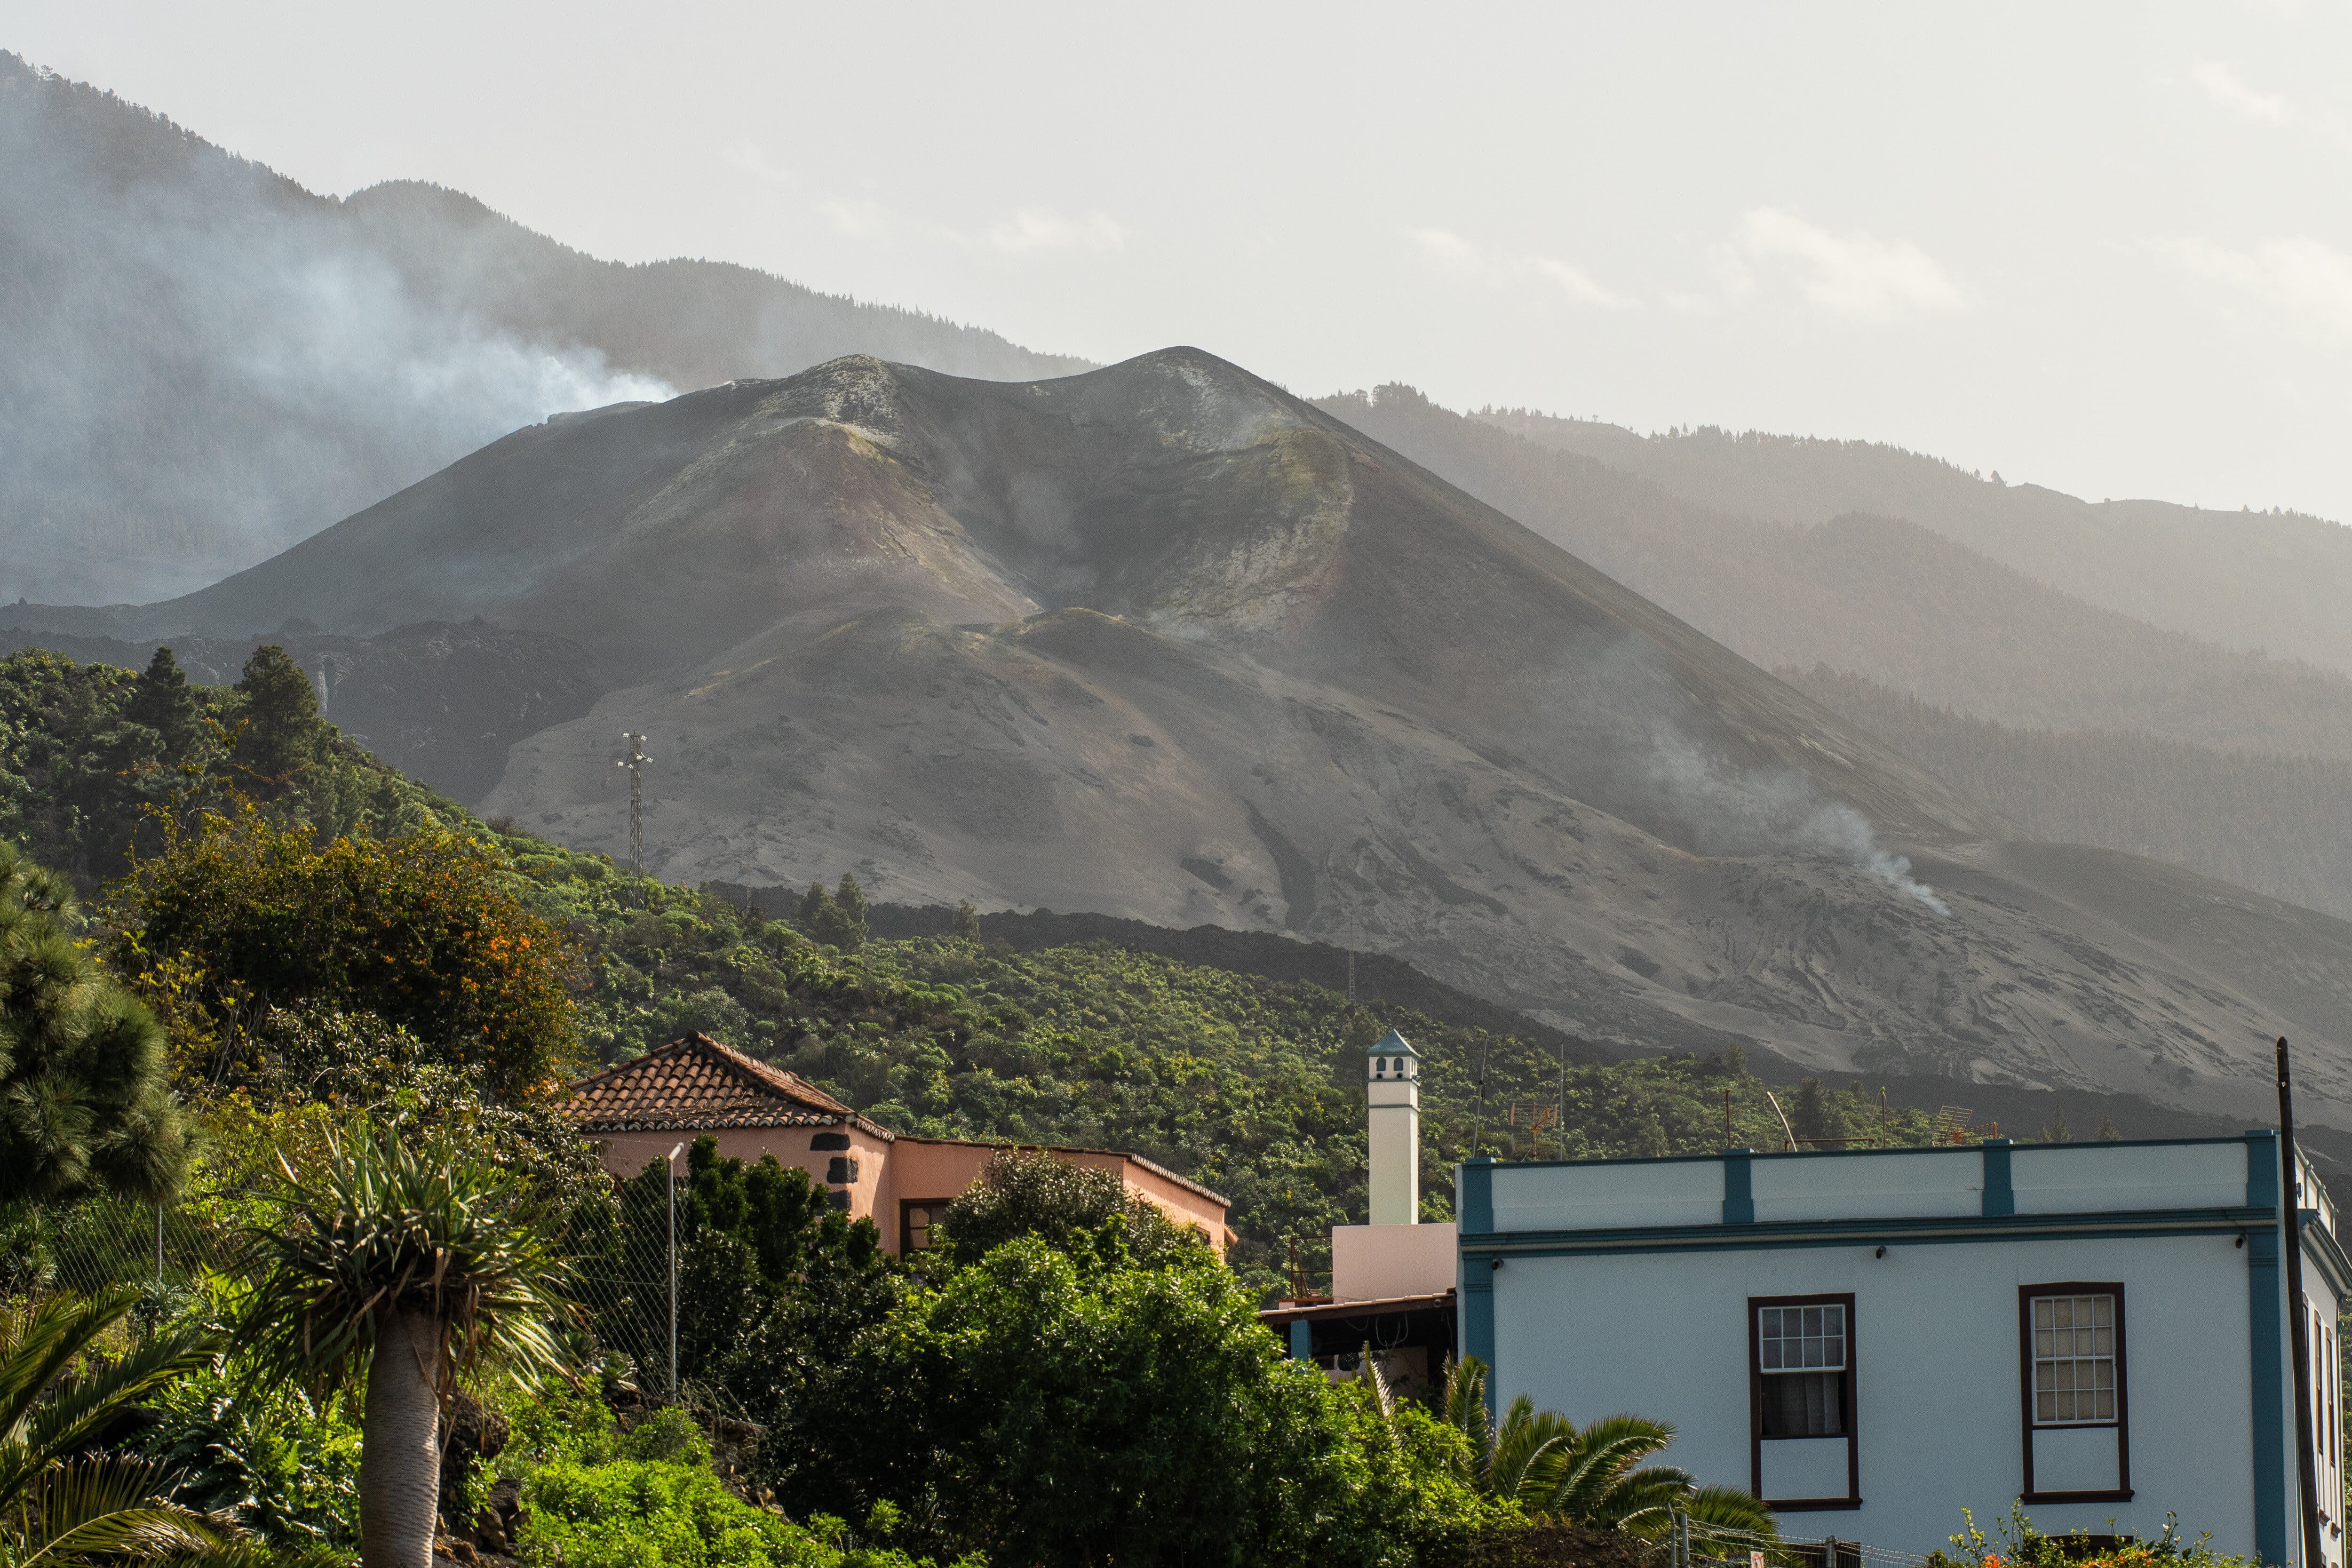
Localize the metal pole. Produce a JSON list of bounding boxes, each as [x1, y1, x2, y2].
[[2278, 1038, 2324, 1568], [667, 1140, 686, 1403]]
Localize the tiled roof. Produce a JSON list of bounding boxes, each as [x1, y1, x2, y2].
[[559, 1034, 892, 1138]]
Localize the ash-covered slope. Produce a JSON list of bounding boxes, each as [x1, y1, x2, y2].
[[61, 350, 2352, 1130]]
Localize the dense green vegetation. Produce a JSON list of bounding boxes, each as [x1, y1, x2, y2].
[[0, 642, 1953, 1300], [523, 852, 1943, 1292], [1783, 663, 2352, 920]]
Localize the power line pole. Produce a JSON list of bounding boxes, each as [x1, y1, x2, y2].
[[616, 732, 651, 876]]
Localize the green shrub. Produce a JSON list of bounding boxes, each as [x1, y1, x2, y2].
[[520, 1456, 803, 1568]]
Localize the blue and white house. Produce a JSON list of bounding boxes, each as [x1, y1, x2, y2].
[[1456, 1136, 2348, 1562]]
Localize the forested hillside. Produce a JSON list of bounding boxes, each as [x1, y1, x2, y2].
[[0, 52, 1089, 605], [1782, 664, 2352, 920], [0, 641, 1955, 1295], [1319, 386, 2352, 760], [1478, 405, 2352, 678]]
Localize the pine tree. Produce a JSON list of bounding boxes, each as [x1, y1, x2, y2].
[[829, 873, 868, 951], [953, 898, 982, 941], [0, 841, 190, 1203], [233, 644, 321, 785]]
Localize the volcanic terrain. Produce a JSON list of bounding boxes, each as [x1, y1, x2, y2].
[[31, 350, 2352, 1129]]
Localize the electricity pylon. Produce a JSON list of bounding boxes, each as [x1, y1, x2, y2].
[[616, 732, 650, 876]]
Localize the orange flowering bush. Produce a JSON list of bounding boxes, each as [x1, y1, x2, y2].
[[1929, 1504, 2258, 1568], [107, 801, 583, 1101]]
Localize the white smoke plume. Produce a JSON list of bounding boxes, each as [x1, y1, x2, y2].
[[1638, 728, 1953, 915]]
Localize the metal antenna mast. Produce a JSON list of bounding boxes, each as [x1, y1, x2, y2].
[[1346, 909, 1358, 1006], [616, 732, 651, 876]]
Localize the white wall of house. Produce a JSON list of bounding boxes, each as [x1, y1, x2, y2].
[[1488, 1231, 2252, 1553], [1463, 1138, 2345, 1565]]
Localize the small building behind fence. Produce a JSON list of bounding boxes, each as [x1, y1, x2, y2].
[[559, 1032, 1232, 1256]]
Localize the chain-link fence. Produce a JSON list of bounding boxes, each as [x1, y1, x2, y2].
[[1675, 1516, 1932, 1568], [10, 1172, 689, 1401]]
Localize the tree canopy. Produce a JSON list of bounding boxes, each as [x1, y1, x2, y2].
[[0, 840, 190, 1204], [109, 805, 581, 1100]]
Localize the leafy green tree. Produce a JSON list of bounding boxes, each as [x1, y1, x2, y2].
[[237, 1130, 574, 1568], [231, 645, 321, 787], [601, 1135, 887, 1393], [0, 1285, 238, 1566], [797, 875, 868, 951], [127, 646, 205, 757], [951, 899, 981, 941], [0, 840, 191, 1204], [109, 806, 580, 1099], [1440, 1358, 1774, 1538], [779, 1229, 1460, 1567], [938, 1148, 1203, 1268]]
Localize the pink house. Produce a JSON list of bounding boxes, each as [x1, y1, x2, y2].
[[560, 1033, 1232, 1257]]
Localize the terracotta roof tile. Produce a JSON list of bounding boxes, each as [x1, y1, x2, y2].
[[559, 1033, 891, 1138]]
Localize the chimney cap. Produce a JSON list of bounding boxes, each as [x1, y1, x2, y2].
[[1367, 1028, 1419, 1059]]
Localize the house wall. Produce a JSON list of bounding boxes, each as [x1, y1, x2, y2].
[[1468, 1138, 2339, 1563], [1333, 1223, 1458, 1301], [588, 1124, 895, 1229], [1485, 1231, 2253, 1555], [878, 1139, 1232, 1256]]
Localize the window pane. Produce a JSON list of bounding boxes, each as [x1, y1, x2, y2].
[[1760, 1304, 1848, 1374], [1761, 1370, 1846, 1438], [2028, 1293, 2118, 1427]]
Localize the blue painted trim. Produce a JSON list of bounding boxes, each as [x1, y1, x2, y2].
[[1458, 1156, 1498, 1415], [1456, 1204, 2273, 1259], [1723, 1149, 1755, 1225], [2246, 1131, 2288, 1567], [2248, 1130, 2278, 1210], [1481, 1132, 2262, 1173], [1459, 1158, 1495, 1235], [1288, 1318, 1312, 1361], [1462, 1272, 1495, 1414], [1982, 1139, 2015, 1217]]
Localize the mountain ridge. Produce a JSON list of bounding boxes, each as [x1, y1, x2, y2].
[[19, 347, 2349, 1134]]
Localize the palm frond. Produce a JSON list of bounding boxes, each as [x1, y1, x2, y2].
[[11, 1454, 226, 1567], [1685, 1483, 1781, 1540], [0, 1288, 142, 1452], [235, 1127, 577, 1397], [26, 1318, 221, 1466]]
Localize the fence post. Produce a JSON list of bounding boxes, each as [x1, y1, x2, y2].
[[1672, 1507, 1687, 1568], [667, 1141, 686, 1403], [154, 1203, 164, 1286]]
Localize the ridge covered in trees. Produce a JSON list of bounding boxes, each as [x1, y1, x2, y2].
[[1781, 664, 2352, 921]]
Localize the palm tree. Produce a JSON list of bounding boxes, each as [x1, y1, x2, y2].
[[1441, 1358, 1778, 1540], [0, 1284, 248, 1565], [236, 1130, 573, 1568]]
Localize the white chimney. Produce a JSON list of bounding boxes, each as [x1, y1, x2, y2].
[[1366, 1028, 1421, 1225]]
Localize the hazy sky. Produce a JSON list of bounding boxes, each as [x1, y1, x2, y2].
[[13, 1, 2351, 522]]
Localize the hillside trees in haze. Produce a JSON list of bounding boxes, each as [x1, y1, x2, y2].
[[1783, 665, 2352, 920], [1478, 405, 2352, 677], [1319, 385, 2352, 760]]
